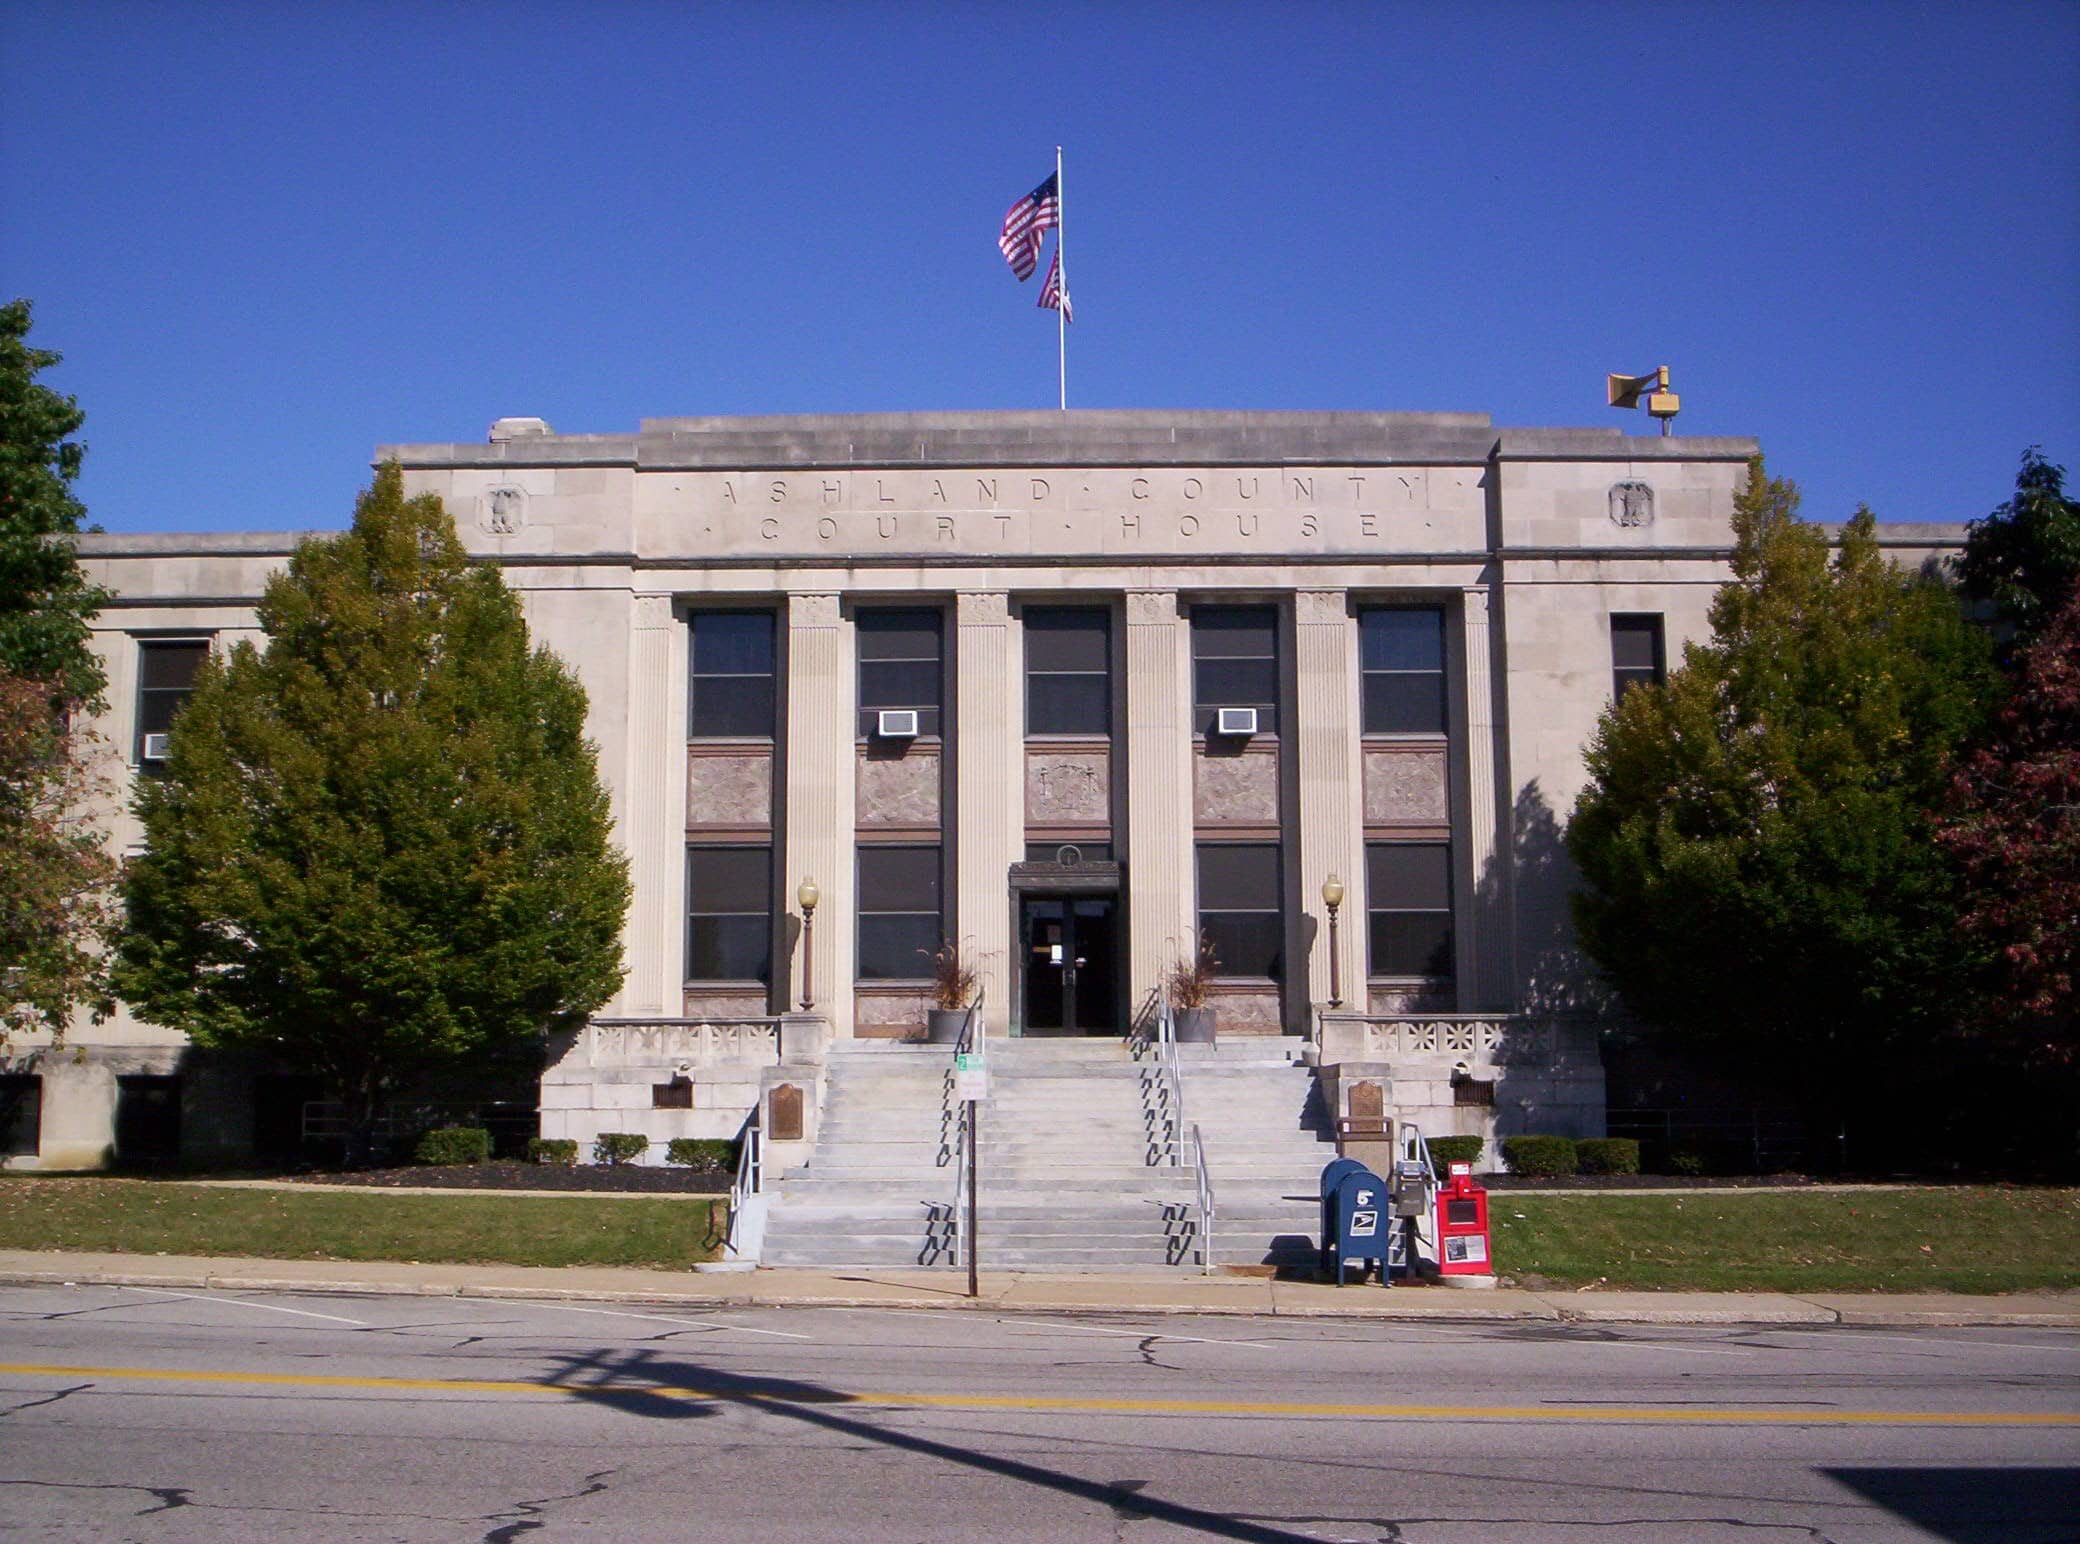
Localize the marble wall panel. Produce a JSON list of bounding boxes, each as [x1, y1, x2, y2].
[[1209, 985, 1284, 1035], [853, 987, 929, 1039], [1194, 746, 1279, 825], [1363, 747, 1448, 826], [857, 747, 941, 827], [681, 988, 773, 1019], [687, 750, 772, 828], [1026, 747, 1111, 827]]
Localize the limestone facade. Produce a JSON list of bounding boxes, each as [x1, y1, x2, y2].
[[0, 410, 1967, 1170]]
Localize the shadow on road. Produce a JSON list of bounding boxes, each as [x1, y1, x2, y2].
[[539, 1345, 1324, 1543]]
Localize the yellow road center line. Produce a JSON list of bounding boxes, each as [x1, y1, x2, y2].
[[4, 1362, 2076, 1426]]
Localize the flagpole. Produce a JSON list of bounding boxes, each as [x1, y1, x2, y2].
[[1055, 144, 1066, 411]]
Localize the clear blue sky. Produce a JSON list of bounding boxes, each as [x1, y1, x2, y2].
[[4, 1, 2075, 534]]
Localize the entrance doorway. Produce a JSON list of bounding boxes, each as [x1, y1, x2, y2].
[[1020, 895, 1121, 1035]]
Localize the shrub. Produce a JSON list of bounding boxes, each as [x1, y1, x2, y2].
[[1667, 1148, 1708, 1177], [528, 1137, 578, 1166], [1576, 1137, 1641, 1176], [413, 1126, 491, 1166], [665, 1137, 738, 1170], [1501, 1134, 1579, 1177], [593, 1132, 650, 1167], [1426, 1135, 1484, 1171]]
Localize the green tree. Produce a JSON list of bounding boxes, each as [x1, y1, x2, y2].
[[0, 300, 118, 1043], [116, 466, 631, 1159], [1567, 459, 1998, 1118], [0, 299, 110, 707], [1957, 447, 2080, 649]]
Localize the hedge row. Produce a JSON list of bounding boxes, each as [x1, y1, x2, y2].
[[1499, 1135, 1643, 1177]]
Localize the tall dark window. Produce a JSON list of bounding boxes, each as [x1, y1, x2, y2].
[[858, 609, 943, 739], [1191, 605, 1278, 735], [1024, 607, 1111, 735], [1360, 607, 1447, 734], [1197, 842, 1283, 980], [1611, 615, 1666, 701], [857, 845, 942, 979], [687, 612, 776, 738], [1367, 842, 1454, 979], [686, 844, 772, 984], [135, 638, 210, 764]]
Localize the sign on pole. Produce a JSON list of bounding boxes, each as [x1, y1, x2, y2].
[[954, 1053, 989, 1103]]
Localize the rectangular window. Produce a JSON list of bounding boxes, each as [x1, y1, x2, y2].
[[857, 844, 942, 979], [1024, 607, 1111, 735], [135, 638, 210, 763], [685, 844, 772, 984], [1360, 607, 1447, 734], [1611, 615, 1666, 701], [1196, 841, 1283, 980], [688, 611, 776, 738], [1367, 842, 1454, 979], [1191, 605, 1279, 735], [858, 609, 943, 739], [0, 1075, 40, 1157]]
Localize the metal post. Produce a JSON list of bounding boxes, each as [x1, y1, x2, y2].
[[800, 907, 815, 1010], [966, 1099, 980, 1299]]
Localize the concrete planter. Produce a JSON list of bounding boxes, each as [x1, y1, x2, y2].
[[1173, 1007, 1217, 1043], [926, 1008, 967, 1044]]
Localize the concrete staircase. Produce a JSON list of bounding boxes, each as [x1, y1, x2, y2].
[[757, 1036, 1336, 1271]]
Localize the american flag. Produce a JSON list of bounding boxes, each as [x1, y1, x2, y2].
[[997, 172, 1059, 281], [1039, 249, 1071, 321]]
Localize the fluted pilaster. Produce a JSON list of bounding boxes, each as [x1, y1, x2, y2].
[[1293, 590, 1362, 1023], [1460, 579, 1511, 1010], [783, 593, 856, 1032], [1123, 590, 1192, 1012], [953, 592, 1017, 1030], [622, 593, 682, 1014]]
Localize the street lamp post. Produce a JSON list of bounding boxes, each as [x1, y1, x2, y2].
[[797, 877, 820, 1010], [1320, 874, 1345, 1009]]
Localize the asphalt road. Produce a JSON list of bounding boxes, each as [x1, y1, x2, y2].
[[1, 1284, 2075, 1542]]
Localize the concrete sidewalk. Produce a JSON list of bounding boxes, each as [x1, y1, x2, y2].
[[2, 1249, 2075, 1328]]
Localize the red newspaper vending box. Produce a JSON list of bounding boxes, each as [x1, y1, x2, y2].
[[1436, 1162, 1492, 1276]]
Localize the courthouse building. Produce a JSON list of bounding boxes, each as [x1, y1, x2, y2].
[[4, 409, 1954, 1175]]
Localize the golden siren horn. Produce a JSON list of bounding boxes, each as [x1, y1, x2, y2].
[[1606, 369, 1665, 410]]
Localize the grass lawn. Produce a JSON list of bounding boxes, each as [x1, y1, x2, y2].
[[1493, 1186, 2080, 1293], [0, 1178, 722, 1270]]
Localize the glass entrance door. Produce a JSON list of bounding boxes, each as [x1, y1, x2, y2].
[[1020, 895, 1121, 1035]]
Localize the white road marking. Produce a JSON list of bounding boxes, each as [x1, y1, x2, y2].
[[543, 1304, 811, 1339], [993, 1316, 1272, 1349], [132, 1289, 369, 1326], [1550, 1337, 1754, 1358]]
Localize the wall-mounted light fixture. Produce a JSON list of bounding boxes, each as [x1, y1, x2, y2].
[[797, 877, 821, 1010]]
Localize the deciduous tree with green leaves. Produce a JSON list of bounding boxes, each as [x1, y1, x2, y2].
[[1957, 447, 2080, 649], [0, 298, 110, 706], [1567, 459, 1999, 1118], [0, 299, 118, 1043], [117, 466, 631, 1159]]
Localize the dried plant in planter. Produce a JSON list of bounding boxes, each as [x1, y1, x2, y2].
[[923, 936, 980, 1011], [1162, 933, 1220, 1011]]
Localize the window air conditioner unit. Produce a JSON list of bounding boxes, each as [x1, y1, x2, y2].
[[1215, 707, 1259, 737], [875, 709, 920, 739], [141, 733, 173, 762]]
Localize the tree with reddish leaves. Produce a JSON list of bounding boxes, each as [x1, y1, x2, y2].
[[1936, 579, 2080, 1073]]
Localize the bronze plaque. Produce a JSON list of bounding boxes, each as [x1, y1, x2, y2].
[[1348, 1079, 1385, 1127], [770, 1082, 804, 1142]]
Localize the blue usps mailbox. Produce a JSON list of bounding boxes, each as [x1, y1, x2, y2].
[[1319, 1158, 1392, 1287]]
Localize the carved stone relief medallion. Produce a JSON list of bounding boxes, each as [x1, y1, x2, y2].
[[480, 485, 528, 536], [1608, 481, 1654, 529]]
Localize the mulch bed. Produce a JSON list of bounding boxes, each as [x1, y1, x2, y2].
[[291, 1160, 729, 1194]]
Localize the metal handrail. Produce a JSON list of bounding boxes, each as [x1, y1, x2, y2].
[[1156, 999, 1185, 1167], [1189, 1121, 1215, 1276], [723, 1108, 761, 1258]]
